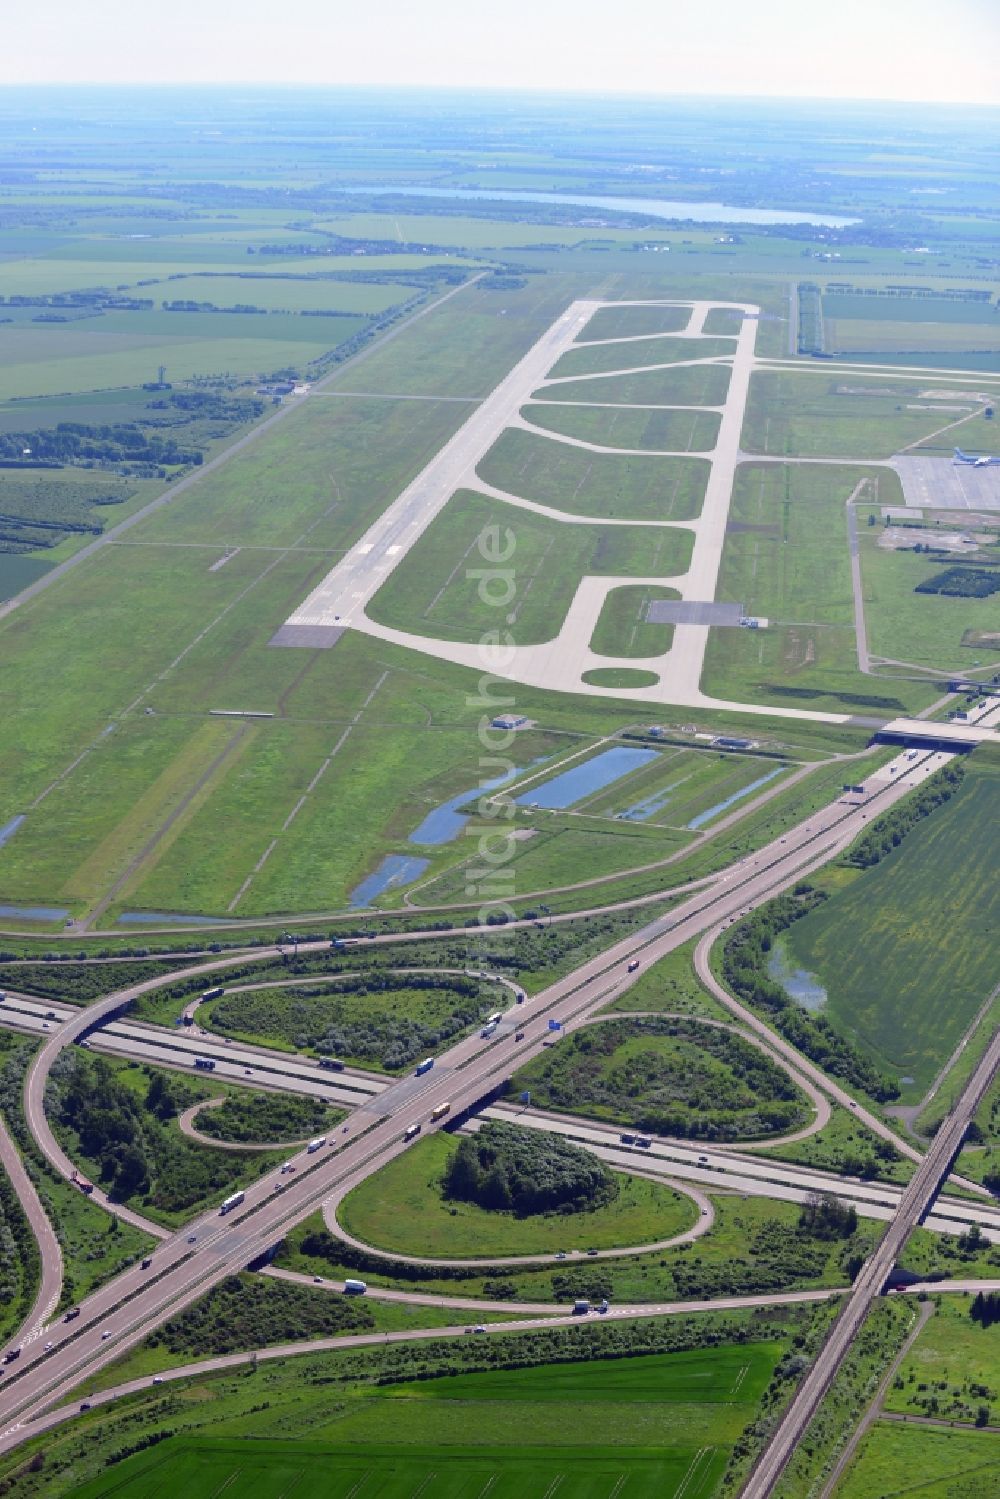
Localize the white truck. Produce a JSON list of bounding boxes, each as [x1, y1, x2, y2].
[[307, 1136, 327, 1154], [343, 1279, 367, 1295]]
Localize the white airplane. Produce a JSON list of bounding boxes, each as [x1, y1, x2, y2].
[[954, 447, 999, 468]]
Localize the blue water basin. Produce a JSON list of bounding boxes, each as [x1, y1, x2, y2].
[[0, 815, 25, 849], [767, 939, 828, 1012], [117, 911, 227, 926], [686, 767, 783, 830], [0, 904, 69, 921], [410, 766, 525, 847], [516, 747, 659, 811], [350, 854, 431, 908]]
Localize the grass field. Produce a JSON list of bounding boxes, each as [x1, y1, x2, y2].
[[590, 585, 677, 657], [837, 1421, 1000, 1498], [550, 336, 735, 380], [533, 362, 731, 406], [335, 274, 580, 398], [701, 462, 935, 716], [827, 317, 1000, 356], [337, 1130, 697, 1256], [0, 323, 353, 401], [412, 821, 690, 906], [821, 295, 1000, 327], [860, 535, 1000, 671], [581, 667, 661, 687], [576, 746, 793, 830], [787, 756, 1000, 1098], [742, 370, 1000, 459], [885, 1295, 1000, 1422], [579, 304, 694, 340], [66, 1333, 783, 1499], [477, 426, 709, 520], [522, 402, 720, 453], [604, 938, 729, 1020], [367, 488, 693, 645], [703, 308, 746, 335]]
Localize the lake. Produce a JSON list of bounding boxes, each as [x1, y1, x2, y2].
[[351, 185, 857, 229]]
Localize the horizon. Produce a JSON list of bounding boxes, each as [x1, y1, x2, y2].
[[6, 0, 999, 106]]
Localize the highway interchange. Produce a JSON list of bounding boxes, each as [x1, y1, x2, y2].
[[0, 738, 998, 1499]]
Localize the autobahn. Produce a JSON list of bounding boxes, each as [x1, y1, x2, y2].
[[0, 742, 976, 1456]]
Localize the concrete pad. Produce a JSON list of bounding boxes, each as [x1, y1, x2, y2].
[[647, 600, 744, 626], [889, 456, 1000, 511], [269, 624, 345, 649]]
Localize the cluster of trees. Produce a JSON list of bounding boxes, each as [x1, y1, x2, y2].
[[0, 393, 263, 487], [721, 894, 900, 1103], [0, 293, 152, 310], [150, 1273, 373, 1357], [49, 1053, 263, 1215], [442, 1121, 618, 1217], [0, 957, 194, 1004], [162, 299, 266, 314], [146, 390, 264, 425], [0, 422, 202, 472], [0, 475, 134, 552], [0, 1164, 36, 1340], [196, 1092, 334, 1145], [846, 763, 965, 869], [916, 566, 1000, 599], [970, 1291, 1000, 1327], [798, 1192, 859, 1240], [513, 1016, 807, 1141], [209, 974, 490, 1072]]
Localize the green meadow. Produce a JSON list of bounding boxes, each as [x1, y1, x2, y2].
[[523, 401, 721, 453], [788, 756, 1000, 1097], [478, 426, 709, 518]]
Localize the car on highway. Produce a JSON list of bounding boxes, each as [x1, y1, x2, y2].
[[80, 1402, 92, 1411], [152, 1376, 163, 1385], [313, 1276, 324, 1284], [141, 1256, 153, 1268], [187, 1234, 197, 1244], [101, 1331, 111, 1341]]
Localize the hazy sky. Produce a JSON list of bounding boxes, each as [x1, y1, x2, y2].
[[9, 0, 1000, 105]]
